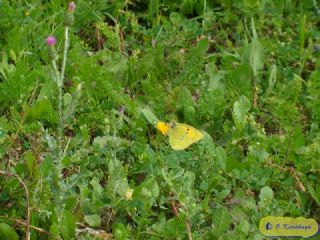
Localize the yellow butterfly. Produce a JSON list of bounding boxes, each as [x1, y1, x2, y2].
[[156, 121, 204, 150]]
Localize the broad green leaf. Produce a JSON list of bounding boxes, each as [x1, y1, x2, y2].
[[202, 132, 215, 157], [285, 74, 302, 102], [183, 105, 196, 123], [232, 96, 251, 131], [24, 151, 37, 177], [195, 0, 206, 16], [148, 0, 159, 19], [63, 92, 72, 108], [264, 64, 277, 97], [215, 146, 227, 171], [180, 171, 195, 206], [177, 87, 193, 110], [113, 223, 129, 240], [37, 75, 56, 101], [162, 168, 173, 187], [107, 159, 129, 198], [242, 23, 265, 78], [0, 223, 19, 240], [230, 205, 250, 222], [92, 136, 130, 148], [25, 98, 57, 124], [199, 89, 226, 120], [164, 217, 186, 238], [90, 177, 103, 195], [133, 177, 159, 210], [169, 12, 185, 26], [150, 213, 166, 234], [60, 211, 76, 240], [226, 156, 238, 172], [228, 64, 252, 97], [237, 219, 250, 235], [258, 186, 274, 209], [141, 107, 159, 126], [189, 38, 209, 59], [207, 63, 225, 92], [0, 117, 8, 139], [177, 87, 196, 122], [211, 207, 232, 237], [253, 233, 265, 240], [92, 136, 108, 148], [181, 0, 194, 15], [299, 14, 306, 55], [259, 186, 274, 201], [84, 214, 101, 227]]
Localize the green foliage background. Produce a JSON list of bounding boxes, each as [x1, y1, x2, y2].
[[0, 0, 320, 239]]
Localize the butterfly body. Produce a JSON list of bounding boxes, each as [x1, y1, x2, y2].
[[157, 121, 203, 150]]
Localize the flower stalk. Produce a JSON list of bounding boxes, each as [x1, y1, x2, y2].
[[46, 2, 75, 211]]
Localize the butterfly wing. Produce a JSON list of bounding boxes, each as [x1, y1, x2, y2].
[[168, 123, 204, 150]]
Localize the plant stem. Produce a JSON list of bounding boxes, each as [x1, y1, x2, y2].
[[170, 194, 193, 240], [58, 26, 69, 160], [50, 26, 70, 211]]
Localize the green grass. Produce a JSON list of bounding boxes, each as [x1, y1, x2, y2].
[[0, 0, 320, 239]]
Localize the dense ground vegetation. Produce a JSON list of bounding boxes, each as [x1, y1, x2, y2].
[[0, 0, 320, 239]]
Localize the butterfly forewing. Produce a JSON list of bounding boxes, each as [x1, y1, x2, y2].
[[168, 123, 204, 150]]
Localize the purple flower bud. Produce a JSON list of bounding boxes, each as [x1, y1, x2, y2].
[[119, 106, 125, 114], [68, 2, 76, 13], [46, 36, 56, 46]]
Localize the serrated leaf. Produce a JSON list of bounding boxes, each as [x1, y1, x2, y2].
[[232, 96, 251, 131], [107, 159, 129, 198], [25, 98, 57, 124], [24, 150, 36, 177], [92, 136, 108, 148], [307, 183, 320, 206]]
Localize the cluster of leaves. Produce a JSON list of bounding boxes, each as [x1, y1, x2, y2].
[[0, 0, 320, 239]]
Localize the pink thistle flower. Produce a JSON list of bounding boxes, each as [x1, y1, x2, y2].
[[68, 2, 76, 13], [46, 36, 56, 46]]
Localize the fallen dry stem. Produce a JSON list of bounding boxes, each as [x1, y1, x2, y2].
[[0, 171, 30, 240], [0, 215, 58, 239], [170, 193, 193, 240]]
